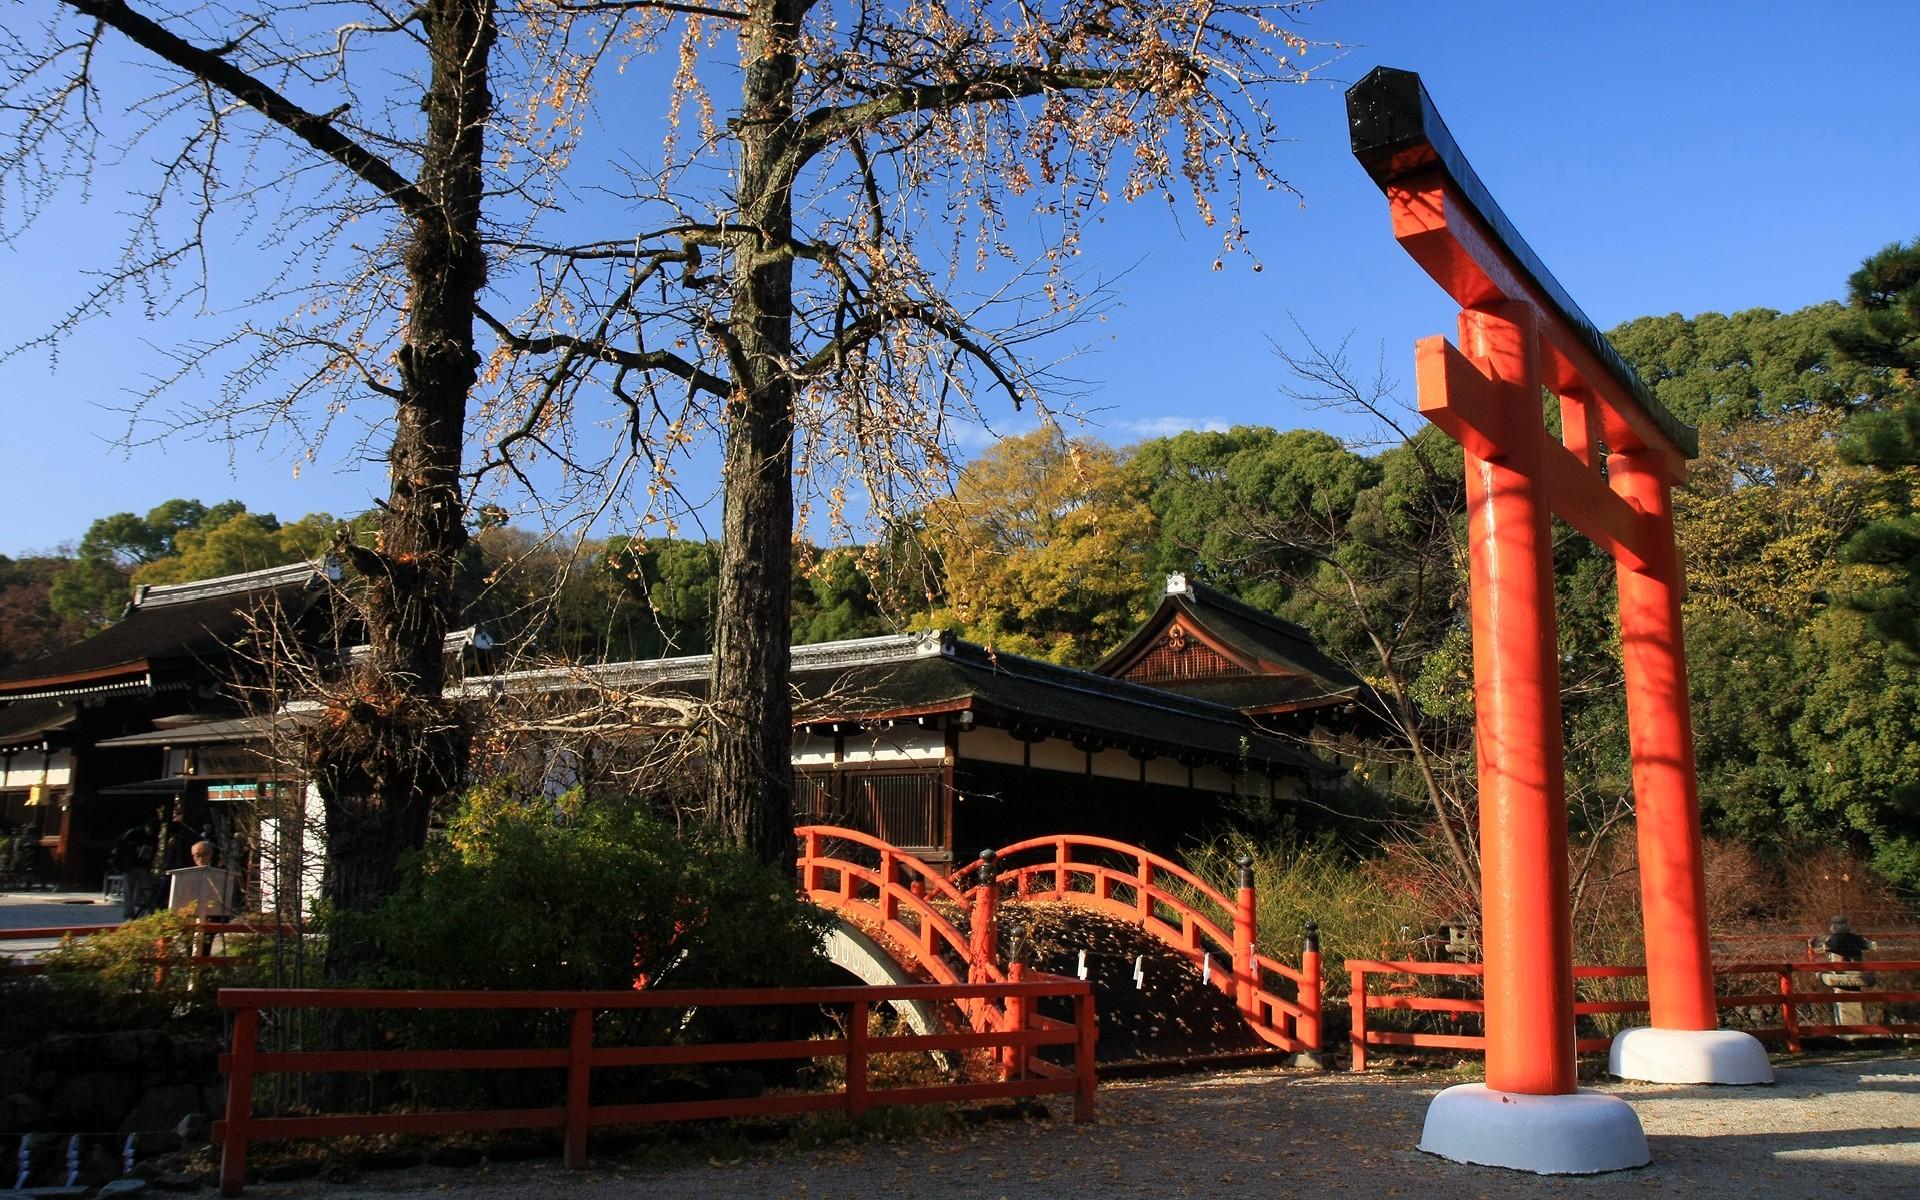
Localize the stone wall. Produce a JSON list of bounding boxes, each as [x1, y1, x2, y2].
[[0, 1031, 223, 1135]]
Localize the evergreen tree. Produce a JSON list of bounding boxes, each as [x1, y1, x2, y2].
[[1834, 237, 1920, 653]]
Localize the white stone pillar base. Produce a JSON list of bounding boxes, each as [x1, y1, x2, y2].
[[1608, 1026, 1773, 1084], [1418, 1084, 1649, 1174]]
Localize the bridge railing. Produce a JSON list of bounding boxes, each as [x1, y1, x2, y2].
[[213, 975, 1097, 1196], [1346, 958, 1920, 1069], [967, 835, 1321, 1055], [796, 826, 1007, 1033]]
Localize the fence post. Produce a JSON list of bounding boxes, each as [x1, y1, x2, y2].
[[1136, 855, 1152, 923], [879, 849, 897, 924], [1054, 838, 1069, 896], [847, 999, 870, 1118], [1298, 921, 1322, 1058], [969, 850, 999, 985], [1074, 986, 1098, 1123], [1005, 961, 1028, 1079], [218, 1005, 259, 1197], [1348, 966, 1368, 1072], [564, 1006, 593, 1169], [1779, 963, 1802, 1055], [1233, 856, 1256, 1020]]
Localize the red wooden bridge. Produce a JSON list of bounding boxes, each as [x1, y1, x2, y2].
[[796, 825, 1323, 1057]]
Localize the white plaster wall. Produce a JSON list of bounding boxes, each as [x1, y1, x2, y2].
[[1192, 765, 1237, 795], [1145, 757, 1188, 788], [1027, 738, 1085, 775], [1089, 746, 1139, 782], [957, 726, 1026, 766], [791, 732, 838, 767], [840, 727, 945, 765], [1, 748, 69, 788]]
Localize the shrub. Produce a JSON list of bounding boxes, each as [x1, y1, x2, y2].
[[364, 783, 829, 994], [0, 909, 275, 1049], [342, 784, 836, 1111], [1185, 834, 1421, 1006]]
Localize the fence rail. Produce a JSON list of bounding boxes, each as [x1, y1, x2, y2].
[[0, 921, 300, 978], [1346, 958, 1920, 1070], [214, 974, 1097, 1196]]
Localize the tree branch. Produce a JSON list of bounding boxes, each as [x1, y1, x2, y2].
[[62, 0, 426, 217], [474, 304, 733, 399]]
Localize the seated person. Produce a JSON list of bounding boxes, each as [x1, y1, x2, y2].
[[167, 841, 234, 922]]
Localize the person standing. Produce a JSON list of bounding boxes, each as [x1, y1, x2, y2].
[[112, 816, 160, 919]]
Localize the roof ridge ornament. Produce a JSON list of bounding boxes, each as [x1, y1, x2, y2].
[[1165, 571, 1190, 596]]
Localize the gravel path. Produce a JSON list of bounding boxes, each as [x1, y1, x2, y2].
[[253, 1052, 1920, 1199]]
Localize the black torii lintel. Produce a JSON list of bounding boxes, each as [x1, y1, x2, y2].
[[1345, 66, 1697, 460]]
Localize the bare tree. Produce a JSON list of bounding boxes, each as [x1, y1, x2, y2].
[[468, 0, 1328, 862], [1, 0, 527, 972], [1240, 329, 1637, 928]]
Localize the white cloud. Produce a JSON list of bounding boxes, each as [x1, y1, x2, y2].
[[1121, 414, 1231, 439]]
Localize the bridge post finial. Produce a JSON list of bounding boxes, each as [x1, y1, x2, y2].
[[969, 850, 1001, 985], [1297, 920, 1323, 1060], [1233, 856, 1258, 1020]]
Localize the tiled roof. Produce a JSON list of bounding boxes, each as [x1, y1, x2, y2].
[[0, 560, 334, 698], [461, 631, 1326, 773], [1091, 574, 1363, 713], [0, 698, 76, 751]]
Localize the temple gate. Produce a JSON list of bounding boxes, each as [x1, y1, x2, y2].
[[1346, 68, 1771, 1173]]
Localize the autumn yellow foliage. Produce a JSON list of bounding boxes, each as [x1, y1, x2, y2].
[[921, 427, 1155, 665]]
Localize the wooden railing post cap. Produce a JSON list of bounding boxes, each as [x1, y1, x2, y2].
[[1303, 921, 1320, 952], [976, 847, 996, 877], [1236, 854, 1254, 890]]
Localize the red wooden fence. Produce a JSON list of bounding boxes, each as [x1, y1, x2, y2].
[[214, 974, 1097, 1196], [1346, 958, 1920, 1070], [0, 921, 298, 979]]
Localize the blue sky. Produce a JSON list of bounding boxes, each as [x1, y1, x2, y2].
[[3, 1, 1917, 555]]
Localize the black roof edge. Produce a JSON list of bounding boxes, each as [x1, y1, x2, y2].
[[1179, 578, 1316, 643], [945, 638, 1266, 729], [1345, 66, 1696, 459]]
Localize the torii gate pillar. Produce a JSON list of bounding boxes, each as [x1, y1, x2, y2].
[[1348, 69, 1771, 1174]]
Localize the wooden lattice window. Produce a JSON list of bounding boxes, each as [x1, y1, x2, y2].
[[794, 769, 947, 852]]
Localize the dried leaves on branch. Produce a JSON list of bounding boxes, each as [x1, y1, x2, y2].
[[474, 0, 1326, 860]]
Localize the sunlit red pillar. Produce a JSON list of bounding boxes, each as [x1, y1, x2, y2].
[[1459, 301, 1577, 1096], [1610, 449, 1718, 1030]]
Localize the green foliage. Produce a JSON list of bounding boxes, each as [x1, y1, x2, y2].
[[792, 547, 892, 645], [465, 532, 899, 661], [1609, 304, 1893, 428], [1834, 236, 1920, 653], [1185, 835, 1421, 1014], [352, 785, 833, 1110], [0, 554, 92, 671], [366, 784, 829, 993], [1132, 425, 1377, 613], [47, 498, 331, 626], [0, 910, 272, 1048]]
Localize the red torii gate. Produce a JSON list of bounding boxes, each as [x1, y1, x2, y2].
[[1347, 69, 1771, 1174]]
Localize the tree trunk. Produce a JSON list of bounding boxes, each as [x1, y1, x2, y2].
[[707, 0, 802, 866], [316, 0, 493, 980]]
